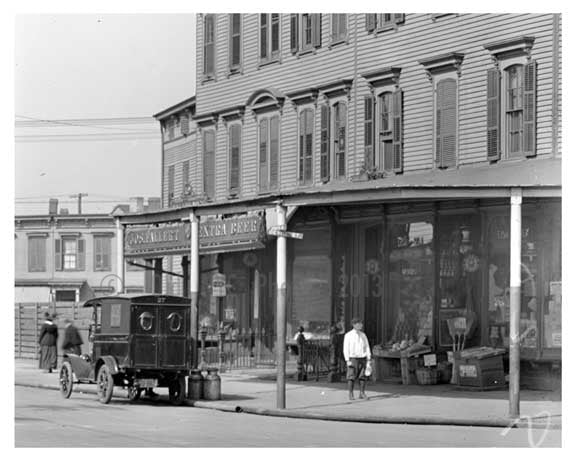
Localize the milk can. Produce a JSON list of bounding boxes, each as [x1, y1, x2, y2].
[[187, 369, 204, 400], [203, 367, 221, 400]]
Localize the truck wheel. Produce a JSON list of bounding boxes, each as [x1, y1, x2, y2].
[[127, 386, 142, 402], [96, 365, 114, 404], [168, 375, 186, 406], [59, 362, 73, 399]]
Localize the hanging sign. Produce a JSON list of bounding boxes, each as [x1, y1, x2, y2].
[[423, 354, 437, 367], [212, 273, 227, 297]]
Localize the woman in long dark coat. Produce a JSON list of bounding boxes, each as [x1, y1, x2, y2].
[[38, 313, 58, 372]]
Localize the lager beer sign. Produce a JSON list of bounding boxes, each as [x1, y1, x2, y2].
[[124, 214, 266, 257]]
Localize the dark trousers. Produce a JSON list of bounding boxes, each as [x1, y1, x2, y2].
[[346, 357, 367, 381]]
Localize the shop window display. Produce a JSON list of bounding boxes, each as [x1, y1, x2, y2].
[[437, 215, 482, 349], [387, 219, 434, 348], [487, 214, 538, 349]]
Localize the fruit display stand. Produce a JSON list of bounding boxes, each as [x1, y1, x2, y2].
[[454, 347, 506, 390]]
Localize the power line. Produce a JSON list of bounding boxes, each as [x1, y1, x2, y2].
[[15, 114, 157, 129]]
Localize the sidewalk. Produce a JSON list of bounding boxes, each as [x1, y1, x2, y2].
[[14, 359, 561, 429]]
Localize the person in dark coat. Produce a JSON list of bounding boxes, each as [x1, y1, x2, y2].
[[38, 312, 58, 373], [62, 318, 83, 355]]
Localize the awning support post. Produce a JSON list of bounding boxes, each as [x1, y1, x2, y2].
[[276, 203, 287, 409], [509, 188, 522, 418]]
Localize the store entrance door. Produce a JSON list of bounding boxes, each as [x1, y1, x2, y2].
[[360, 223, 384, 347]]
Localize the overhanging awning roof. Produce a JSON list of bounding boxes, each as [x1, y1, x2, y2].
[[15, 279, 87, 288]]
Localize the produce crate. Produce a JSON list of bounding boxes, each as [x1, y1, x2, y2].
[[400, 356, 423, 385], [455, 354, 506, 389], [415, 367, 438, 385]]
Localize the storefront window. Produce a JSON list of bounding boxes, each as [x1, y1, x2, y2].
[[437, 214, 482, 348], [387, 219, 434, 346], [543, 208, 561, 349], [290, 229, 331, 339], [487, 213, 538, 349]]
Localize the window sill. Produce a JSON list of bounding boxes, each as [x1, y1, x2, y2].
[[258, 58, 281, 69], [329, 38, 349, 48], [227, 68, 243, 78], [296, 48, 316, 58], [257, 188, 278, 196], [370, 23, 400, 35], [201, 75, 216, 84]]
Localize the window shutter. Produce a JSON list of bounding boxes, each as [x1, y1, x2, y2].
[[180, 113, 189, 135], [298, 113, 305, 182], [320, 105, 330, 181], [305, 111, 313, 182], [366, 14, 376, 32], [271, 14, 280, 56], [312, 14, 322, 48], [55, 239, 62, 271], [339, 14, 347, 38], [336, 103, 346, 178], [229, 125, 241, 193], [94, 237, 101, 271], [270, 117, 279, 189], [260, 14, 268, 59], [182, 160, 190, 193], [259, 119, 269, 190], [331, 14, 338, 41], [203, 131, 216, 199], [486, 68, 501, 162], [28, 238, 35, 271], [290, 14, 299, 53], [392, 89, 404, 173], [204, 15, 215, 76], [77, 239, 85, 271], [436, 79, 457, 168], [364, 96, 375, 168], [394, 13, 405, 24], [103, 238, 111, 271], [523, 60, 537, 158]]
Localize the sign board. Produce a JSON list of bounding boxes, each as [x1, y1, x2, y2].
[[224, 308, 236, 320], [552, 332, 562, 347], [423, 354, 437, 367], [268, 228, 303, 239], [459, 364, 478, 378], [212, 273, 227, 297], [124, 214, 267, 257]]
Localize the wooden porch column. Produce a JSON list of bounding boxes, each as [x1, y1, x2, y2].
[[189, 212, 200, 370], [509, 188, 522, 418], [276, 203, 287, 409]]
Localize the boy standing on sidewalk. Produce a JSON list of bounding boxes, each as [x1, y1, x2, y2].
[[343, 318, 371, 400]]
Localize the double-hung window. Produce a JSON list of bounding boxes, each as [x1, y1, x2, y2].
[[484, 37, 537, 161], [290, 14, 322, 53], [331, 14, 347, 43], [55, 236, 85, 271], [28, 236, 46, 272], [298, 109, 314, 184], [167, 164, 175, 207], [258, 116, 279, 192], [94, 236, 112, 271], [365, 14, 405, 32], [229, 14, 242, 72], [319, 102, 347, 181], [203, 14, 216, 78], [260, 13, 280, 63]]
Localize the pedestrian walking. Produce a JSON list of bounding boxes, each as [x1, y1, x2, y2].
[[343, 318, 371, 400], [38, 312, 58, 373], [62, 318, 83, 355]]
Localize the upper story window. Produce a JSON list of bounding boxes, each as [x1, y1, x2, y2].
[[28, 236, 46, 272], [366, 13, 405, 33], [362, 67, 404, 174], [298, 108, 314, 185], [320, 101, 346, 181], [94, 235, 112, 271], [203, 129, 216, 200], [260, 13, 280, 63], [331, 14, 347, 44], [291, 14, 322, 53], [203, 14, 216, 79], [258, 116, 280, 192], [484, 36, 537, 161], [229, 14, 242, 73], [435, 78, 458, 169], [55, 236, 85, 271], [228, 124, 241, 195], [180, 113, 190, 136], [182, 160, 191, 197]]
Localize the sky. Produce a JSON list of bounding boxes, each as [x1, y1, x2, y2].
[[14, 14, 196, 214]]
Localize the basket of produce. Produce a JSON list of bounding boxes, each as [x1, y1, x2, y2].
[[415, 367, 438, 385]]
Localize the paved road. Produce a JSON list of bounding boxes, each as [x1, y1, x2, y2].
[[14, 387, 561, 448]]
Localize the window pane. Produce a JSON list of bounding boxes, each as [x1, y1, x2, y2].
[[271, 14, 279, 54], [260, 14, 268, 59], [388, 220, 434, 345]]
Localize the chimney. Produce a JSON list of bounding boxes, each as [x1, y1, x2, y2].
[[147, 197, 161, 211], [48, 198, 58, 215], [131, 197, 145, 213]]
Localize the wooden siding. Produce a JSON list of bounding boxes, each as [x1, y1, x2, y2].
[[162, 133, 196, 207], [194, 13, 561, 203]]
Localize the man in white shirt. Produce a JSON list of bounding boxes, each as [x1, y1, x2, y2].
[[343, 318, 371, 400]]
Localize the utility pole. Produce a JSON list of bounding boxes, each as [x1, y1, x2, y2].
[[70, 193, 88, 215]]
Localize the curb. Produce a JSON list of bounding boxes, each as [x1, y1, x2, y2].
[[15, 382, 561, 430]]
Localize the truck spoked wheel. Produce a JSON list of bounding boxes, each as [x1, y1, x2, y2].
[[168, 376, 186, 406], [96, 364, 114, 404], [127, 386, 142, 402], [59, 362, 73, 399]]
